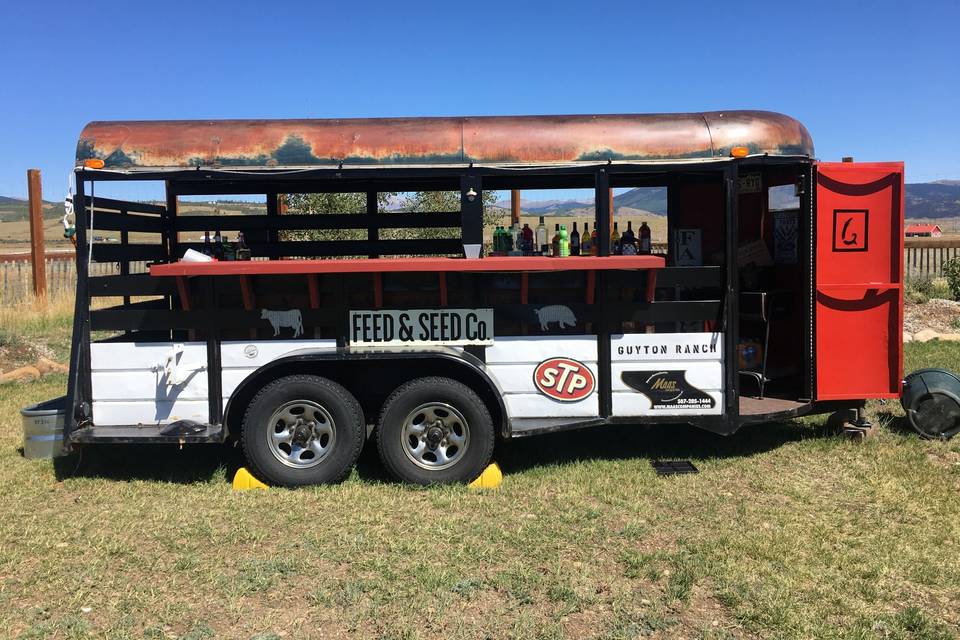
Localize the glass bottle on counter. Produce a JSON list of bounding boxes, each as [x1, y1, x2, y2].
[[236, 231, 250, 260], [559, 225, 570, 257], [590, 224, 599, 255], [581, 222, 591, 255], [611, 222, 621, 255], [639, 221, 651, 254], [621, 221, 637, 255], [521, 223, 534, 254], [570, 222, 581, 256], [552, 224, 560, 257], [213, 230, 223, 260], [202, 231, 212, 256], [536, 216, 548, 255]]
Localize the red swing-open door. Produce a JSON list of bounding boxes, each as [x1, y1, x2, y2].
[[815, 162, 904, 400]]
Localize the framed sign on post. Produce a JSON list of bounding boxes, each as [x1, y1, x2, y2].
[[674, 229, 702, 266], [774, 210, 799, 264]]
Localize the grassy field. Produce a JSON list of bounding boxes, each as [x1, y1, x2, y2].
[[0, 305, 958, 639]]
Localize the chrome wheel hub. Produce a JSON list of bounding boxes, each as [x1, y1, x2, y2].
[[401, 402, 469, 471], [267, 400, 336, 469]]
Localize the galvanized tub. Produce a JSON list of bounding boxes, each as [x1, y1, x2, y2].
[[21, 397, 67, 458]]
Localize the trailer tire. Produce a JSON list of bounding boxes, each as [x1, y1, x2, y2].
[[241, 375, 364, 487], [376, 377, 494, 485]]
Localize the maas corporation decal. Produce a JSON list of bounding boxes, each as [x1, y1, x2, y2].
[[621, 370, 715, 410], [533, 358, 596, 402]]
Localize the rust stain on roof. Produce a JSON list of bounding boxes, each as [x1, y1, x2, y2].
[[76, 111, 813, 169]]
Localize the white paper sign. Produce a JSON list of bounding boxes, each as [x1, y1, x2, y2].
[[349, 309, 494, 346]]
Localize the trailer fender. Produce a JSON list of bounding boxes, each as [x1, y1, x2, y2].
[[223, 348, 510, 439]]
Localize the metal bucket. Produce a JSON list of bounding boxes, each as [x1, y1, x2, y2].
[[21, 397, 67, 459], [901, 369, 960, 440]]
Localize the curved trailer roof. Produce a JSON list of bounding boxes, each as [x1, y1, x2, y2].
[[76, 111, 813, 171]]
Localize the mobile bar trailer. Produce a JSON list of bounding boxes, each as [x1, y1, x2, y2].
[[59, 111, 907, 485]]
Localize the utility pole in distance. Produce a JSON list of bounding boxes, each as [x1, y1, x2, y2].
[[27, 169, 46, 298]]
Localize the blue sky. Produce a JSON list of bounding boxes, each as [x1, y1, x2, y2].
[[1, 0, 958, 201]]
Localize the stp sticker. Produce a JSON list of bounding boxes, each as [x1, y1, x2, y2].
[[533, 358, 596, 402]]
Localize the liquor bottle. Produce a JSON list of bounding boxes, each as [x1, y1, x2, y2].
[[590, 225, 599, 256], [611, 222, 621, 255], [559, 225, 570, 257], [639, 221, 652, 254], [521, 223, 534, 254], [213, 230, 223, 260], [236, 231, 251, 261], [570, 222, 581, 256], [581, 222, 591, 255], [536, 216, 548, 254], [202, 231, 212, 256], [511, 223, 520, 254], [552, 224, 560, 257], [621, 221, 637, 255]]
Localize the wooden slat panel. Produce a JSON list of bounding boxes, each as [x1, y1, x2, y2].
[[92, 243, 167, 263], [89, 274, 176, 297], [649, 266, 723, 288], [82, 195, 165, 215], [177, 239, 462, 259], [91, 308, 340, 331], [89, 211, 166, 233], [174, 212, 461, 232]]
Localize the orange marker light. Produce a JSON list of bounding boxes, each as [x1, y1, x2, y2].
[[83, 158, 105, 169], [730, 146, 750, 158]]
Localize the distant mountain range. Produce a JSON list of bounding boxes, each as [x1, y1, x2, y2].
[[2, 180, 959, 222]]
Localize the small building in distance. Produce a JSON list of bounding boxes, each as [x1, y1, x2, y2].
[[905, 224, 943, 238]]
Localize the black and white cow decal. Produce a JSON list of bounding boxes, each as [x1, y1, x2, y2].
[[261, 309, 304, 338], [534, 305, 577, 331]]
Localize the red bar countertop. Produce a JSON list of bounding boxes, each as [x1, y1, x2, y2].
[[150, 255, 667, 276]]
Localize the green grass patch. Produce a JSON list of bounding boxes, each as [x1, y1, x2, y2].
[[0, 311, 958, 638]]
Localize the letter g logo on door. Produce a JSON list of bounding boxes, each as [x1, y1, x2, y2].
[[533, 358, 596, 401]]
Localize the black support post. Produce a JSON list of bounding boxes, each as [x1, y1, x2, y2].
[[65, 175, 90, 442], [460, 174, 483, 254], [595, 168, 612, 417], [165, 180, 178, 261], [266, 191, 279, 260], [367, 191, 379, 259], [204, 277, 223, 426], [595, 169, 611, 256], [723, 164, 740, 430]]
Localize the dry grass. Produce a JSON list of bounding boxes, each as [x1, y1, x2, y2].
[[0, 307, 958, 639]]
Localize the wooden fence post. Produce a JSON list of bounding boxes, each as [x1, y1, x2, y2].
[[27, 169, 46, 298], [510, 189, 521, 225]]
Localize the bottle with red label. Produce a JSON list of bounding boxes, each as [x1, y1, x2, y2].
[[521, 223, 534, 254]]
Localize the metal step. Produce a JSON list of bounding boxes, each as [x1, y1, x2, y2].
[[70, 421, 225, 444], [509, 417, 606, 438]]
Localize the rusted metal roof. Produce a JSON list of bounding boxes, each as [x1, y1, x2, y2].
[[76, 111, 813, 170]]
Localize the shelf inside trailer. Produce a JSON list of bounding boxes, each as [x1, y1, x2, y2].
[[149, 255, 667, 277]]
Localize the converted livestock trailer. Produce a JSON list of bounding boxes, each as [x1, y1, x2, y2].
[[61, 112, 905, 485]]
